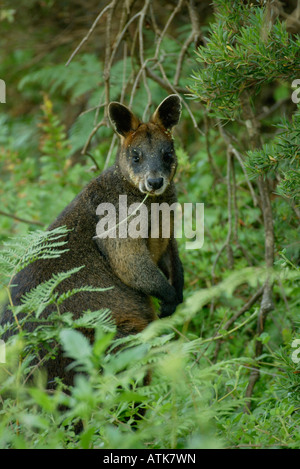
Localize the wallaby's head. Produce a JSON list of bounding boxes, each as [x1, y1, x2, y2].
[[109, 95, 181, 196]]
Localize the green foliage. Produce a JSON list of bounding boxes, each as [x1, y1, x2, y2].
[[0, 227, 299, 449], [19, 54, 102, 103], [186, 0, 300, 448], [190, 2, 300, 120], [189, 1, 300, 203], [219, 345, 300, 448], [0, 0, 299, 450], [0, 226, 70, 287], [246, 109, 300, 202], [0, 94, 92, 239]]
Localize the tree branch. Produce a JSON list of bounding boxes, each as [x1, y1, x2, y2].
[[240, 91, 275, 411], [0, 210, 44, 227]]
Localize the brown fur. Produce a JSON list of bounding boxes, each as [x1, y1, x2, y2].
[[1, 95, 184, 386]]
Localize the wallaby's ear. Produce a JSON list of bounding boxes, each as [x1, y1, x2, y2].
[[151, 94, 182, 130], [108, 102, 140, 137]]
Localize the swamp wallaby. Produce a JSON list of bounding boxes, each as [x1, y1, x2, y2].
[[1, 94, 184, 385]]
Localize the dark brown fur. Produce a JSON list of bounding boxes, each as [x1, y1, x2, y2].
[[1, 95, 184, 386]]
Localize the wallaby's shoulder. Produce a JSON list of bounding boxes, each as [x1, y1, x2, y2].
[[49, 165, 121, 229], [81, 164, 122, 208]]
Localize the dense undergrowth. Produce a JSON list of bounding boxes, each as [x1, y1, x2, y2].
[[0, 0, 299, 449]]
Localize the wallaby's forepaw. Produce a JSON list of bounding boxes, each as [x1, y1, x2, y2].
[[160, 302, 177, 318], [176, 291, 183, 305]]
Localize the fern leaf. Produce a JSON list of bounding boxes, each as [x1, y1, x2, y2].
[[56, 285, 112, 306], [0, 226, 70, 287], [18, 266, 84, 318], [73, 308, 115, 332]]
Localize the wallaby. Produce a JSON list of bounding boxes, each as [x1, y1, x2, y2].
[[1, 94, 184, 385]]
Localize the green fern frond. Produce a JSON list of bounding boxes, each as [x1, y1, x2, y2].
[[18, 54, 102, 101], [73, 308, 115, 332], [0, 226, 70, 287], [13, 267, 114, 320], [16, 266, 84, 318], [56, 286, 113, 307]]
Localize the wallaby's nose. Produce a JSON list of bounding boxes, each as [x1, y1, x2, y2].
[[147, 177, 164, 190]]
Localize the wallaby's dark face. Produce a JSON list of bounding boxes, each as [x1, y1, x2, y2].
[[109, 95, 181, 196]]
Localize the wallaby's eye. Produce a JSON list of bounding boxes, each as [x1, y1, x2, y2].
[[132, 149, 141, 163], [162, 149, 174, 162]]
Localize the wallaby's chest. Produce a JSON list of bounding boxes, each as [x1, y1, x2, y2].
[[147, 237, 169, 264], [147, 210, 173, 263]]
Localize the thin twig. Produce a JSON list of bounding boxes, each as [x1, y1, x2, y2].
[[0, 210, 44, 227], [137, 0, 152, 119], [103, 0, 118, 111], [174, 0, 202, 85], [82, 119, 107, 156], [211, 146, 234, 280], [145, 66, 187, 95], [154, 0, 185, 61], [213, 286, 264, 361], [217, 121, 258, 207], [93, 193, 149, 239], [65, 2, 114, 66], [191, 310, 259, 369], [85, 152, 101, 171], [226, 147, 234, 269], [204, 114, 222, 181], [174, 31, 194, 86], [104, 134, 118, 170], [157, 62, 204, 136], [230, 145, 258, 208]]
